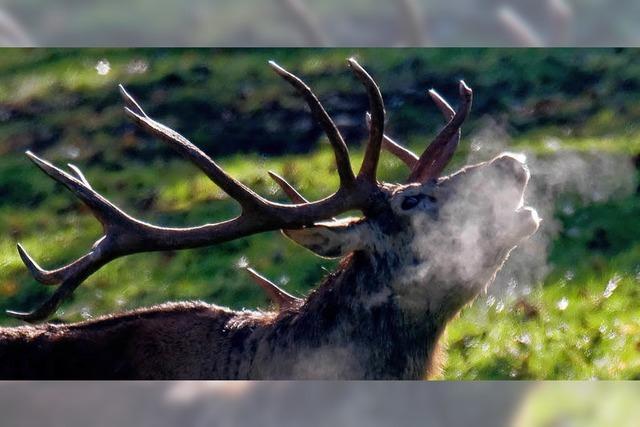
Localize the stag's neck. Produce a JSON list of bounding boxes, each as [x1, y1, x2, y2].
[[259, 251, 448, 379]]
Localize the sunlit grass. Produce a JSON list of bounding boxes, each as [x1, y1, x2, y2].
[[445, 268, 640, 379], [2, 49, 640, 378]]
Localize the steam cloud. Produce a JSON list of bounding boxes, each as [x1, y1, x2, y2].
[[465, 121, 636, 299]]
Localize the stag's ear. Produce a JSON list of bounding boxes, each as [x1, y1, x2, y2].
[[283, 218, 369, 258]]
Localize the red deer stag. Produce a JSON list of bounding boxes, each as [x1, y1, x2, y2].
[[0, 59, 540, 379]]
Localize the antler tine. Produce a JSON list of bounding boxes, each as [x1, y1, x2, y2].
[[16, 243, 67, 286], [242, 266, 302, 310], [6, 262, 102, 321], [10, 236, 115, 321], [411, 88, 461, 177], [383, 135, 418, 169], [428, 89, 455, 120], [408, 80, 473, 183], [366, 112, 418, 169], [268, 171, 340, 221], [16, 242, 101, 288], [347, 58, 385, 183], [120, 87, 268, 212], [10, 152, 133, 320], [267, 171, 309, 204], [66, 163, 92, 188], [6, 288, 66, 321], [268, 61, 356, 188], [25, 151, 129, 229], [118, 85, 146, 117]]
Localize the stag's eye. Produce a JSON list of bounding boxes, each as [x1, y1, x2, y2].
[[401, 195, 424, 210]]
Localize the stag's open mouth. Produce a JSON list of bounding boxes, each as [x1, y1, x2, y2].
[[491, 200, 540, 248], [514, 205, 541, 239], [508, 182, 540, 243], [495, 154, 540, 242]]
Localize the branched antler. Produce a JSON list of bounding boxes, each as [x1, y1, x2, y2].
[[9, 59, 388, 322], [10, 59, 472, 322]]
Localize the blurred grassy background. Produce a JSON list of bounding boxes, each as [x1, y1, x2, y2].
[[1, 48, 640, 379]]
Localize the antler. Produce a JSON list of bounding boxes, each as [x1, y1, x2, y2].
[[366, 112, 418, 169], [242, 266, 302, 310], [407, 81, 472, 183], [267, 171, 309, 204], [9, 59, 386, 322], [371, 82, 470, 181], [348, 58, 385, 183]]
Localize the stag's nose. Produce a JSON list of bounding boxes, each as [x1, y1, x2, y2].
[[491, 154, 529, 186]]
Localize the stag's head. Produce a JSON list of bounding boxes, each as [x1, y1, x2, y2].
[[281, 66, 540, 316], [290, 152, 536, 257], [9, 58, 539, 323], [286, 152, 539, 314]]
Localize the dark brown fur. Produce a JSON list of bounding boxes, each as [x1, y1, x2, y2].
[[0, 253, 451, 380]]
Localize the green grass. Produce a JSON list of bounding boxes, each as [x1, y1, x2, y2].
[[1, 48, 640, 379], [445, 270, 640, 380]]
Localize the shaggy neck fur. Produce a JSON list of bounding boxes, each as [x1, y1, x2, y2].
[[230, 245, 457, 380]]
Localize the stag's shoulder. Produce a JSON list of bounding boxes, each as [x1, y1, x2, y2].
[[0, 301, 228, 337], [62, 301, 237, 330]]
